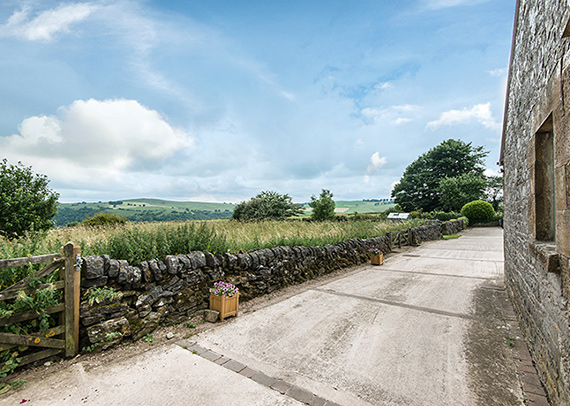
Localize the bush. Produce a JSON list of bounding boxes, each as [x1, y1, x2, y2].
[[0, 159, 59, 239], [460, 200, 495, 223], [82, 212, 128, 227], [410, 210, 422, 219]]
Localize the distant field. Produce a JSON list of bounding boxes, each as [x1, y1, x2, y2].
[[303, 200, 395, 215], [334, 201, 395, 214], [55, 198, 395, 226], [54, 198, 236, 226]]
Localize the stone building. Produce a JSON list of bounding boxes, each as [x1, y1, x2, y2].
[[501, 1, 570, 404]]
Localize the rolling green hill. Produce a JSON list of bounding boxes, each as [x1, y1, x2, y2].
[[54, 198, 395, 226], [54, 198, 236, 226]]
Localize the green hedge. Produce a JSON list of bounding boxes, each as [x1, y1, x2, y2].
[[461, 200, 495, 223]]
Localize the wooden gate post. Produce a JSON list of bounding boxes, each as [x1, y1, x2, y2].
[[63, 242, 81, 357]]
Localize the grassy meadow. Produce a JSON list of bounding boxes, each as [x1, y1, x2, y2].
[[0, 218, 421, 286]]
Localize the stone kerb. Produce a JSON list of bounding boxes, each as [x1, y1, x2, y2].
[[78, 222, 447, 351]]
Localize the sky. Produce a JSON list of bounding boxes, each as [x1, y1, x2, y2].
[[0, 0, 516, 203]]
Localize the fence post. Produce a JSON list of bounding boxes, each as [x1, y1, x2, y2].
[[63, 242, 81, 357]]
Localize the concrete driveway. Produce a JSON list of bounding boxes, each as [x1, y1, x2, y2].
[[2, 227, 536, 406]]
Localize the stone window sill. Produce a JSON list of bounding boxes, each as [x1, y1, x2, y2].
[[528, 239, 560, 273]]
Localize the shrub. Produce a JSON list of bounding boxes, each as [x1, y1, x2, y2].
[[410, 210, 422, 219], [0, 159, 59, 239], [82, 212, 128, 227], [460, 200, 495, 223]]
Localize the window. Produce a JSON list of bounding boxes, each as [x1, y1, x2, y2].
[[534, 115, 556, 241]]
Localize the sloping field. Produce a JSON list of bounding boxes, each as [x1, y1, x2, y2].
[[55, 198, 395, 226], [55, 198, 236, 225]]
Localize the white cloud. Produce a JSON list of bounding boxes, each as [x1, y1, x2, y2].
[[488, 68, 507, 77], [375, 82, 392, 90], [421, 0, 488, 10], [361, 104, 419, 125], [1, 99, 192, 184], [484, 168, 502, 177], [426, 102, 499, 130], [361, 152, 387, 186], [367, 152, 387, 173], [389, 180, 400, 196], [393, 117, 412, 125], [0, 3, 98, 42]]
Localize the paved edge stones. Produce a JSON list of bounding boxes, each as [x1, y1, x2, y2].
[[496, 284, 551, 406], [177, 340, 341, 406]]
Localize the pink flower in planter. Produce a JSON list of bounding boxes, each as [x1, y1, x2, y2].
[[209, 281, 238, 296], [368, 248, 382, 255]]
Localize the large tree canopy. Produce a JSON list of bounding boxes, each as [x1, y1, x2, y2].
[[232, 191, 303, 221], [0, 159, 59, 238], [438, 173, 487, 212], [391, 139, 488, 212]]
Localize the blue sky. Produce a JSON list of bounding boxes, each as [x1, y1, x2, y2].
[[0, 0, 515, 203]]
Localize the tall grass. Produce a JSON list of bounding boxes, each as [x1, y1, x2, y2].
[[95, 222, 229, 264], [0, 219, 424, 269]]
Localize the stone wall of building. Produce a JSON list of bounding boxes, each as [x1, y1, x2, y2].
[[78, 222, 447, 352], [502, 1, 570, 404]]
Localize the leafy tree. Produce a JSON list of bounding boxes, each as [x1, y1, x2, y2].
[[391, 139, 488, 212], [438, 173, 487, 212], [0, 159, 59, 238], [82, 212, 129, 227], [233, 191, 303, 221], [485, 175, 503, 211], [309, 189, 336, 221]]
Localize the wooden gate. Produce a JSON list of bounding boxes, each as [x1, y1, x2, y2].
[[387, 228, 418, 249], [0, 242, 81, 370]]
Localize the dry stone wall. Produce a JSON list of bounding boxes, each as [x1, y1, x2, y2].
[[78, 222, 445, 351], [440, 218, 465, 235]]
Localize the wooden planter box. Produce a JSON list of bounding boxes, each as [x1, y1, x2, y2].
[[209, 292, 239, 321], [370, 253, 384, 266]]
